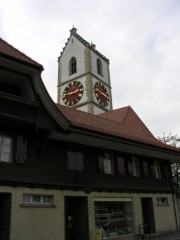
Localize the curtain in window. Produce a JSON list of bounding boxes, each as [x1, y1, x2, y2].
[[98, 154, 104, 173], [16, 136, 27, 164]]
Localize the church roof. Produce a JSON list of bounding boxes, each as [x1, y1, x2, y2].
[[0, 37, 43, 71], [56, 104, 179, 152], [58, 27, 109, 63]]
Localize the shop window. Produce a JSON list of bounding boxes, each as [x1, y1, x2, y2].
[[117, 157, 125, 175], [99, 153, 114, 174], [21, 194, 54, 207], [97, 58, 103, 76], [0, 135, 12, 163], [94, 198, 134, 237], [67, 150, 83, 171], [69, 57, 77, 75], [157, 197, 168, 206], [128, 158, 140, 177]]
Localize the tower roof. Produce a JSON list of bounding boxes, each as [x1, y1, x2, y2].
[[58, 27, 109, 63]]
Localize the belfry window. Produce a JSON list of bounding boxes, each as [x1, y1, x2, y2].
[[97, 58, 103, 76], [69, 57, 77, 75]]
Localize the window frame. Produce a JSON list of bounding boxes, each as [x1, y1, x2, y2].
[[21, 194, 55, 208], [157, 197, 168, 206], [67, 149, 84, 171], [69, 57, 77, 75], [0, 135, 13, 163], [97, 58, 103, 76], [99, 153, 114, 174], [155, 161, 161, 179]]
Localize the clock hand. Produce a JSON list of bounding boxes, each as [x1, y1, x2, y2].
[[63, 88, 79, 96], [96, 88, 108, 98]]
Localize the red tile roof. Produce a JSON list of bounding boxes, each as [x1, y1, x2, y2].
[[57, 104, 180, 152], [0, 38, 43, 71], [98, 106, 153, 136]]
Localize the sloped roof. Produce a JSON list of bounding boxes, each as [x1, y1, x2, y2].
[[0, 37, 43, 71], [98, 106, 153, 136], [59, 28, 109, 63], [56, 104, 180, 152]]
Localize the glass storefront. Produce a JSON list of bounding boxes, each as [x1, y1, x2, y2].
[[94, 198, 134, 237]]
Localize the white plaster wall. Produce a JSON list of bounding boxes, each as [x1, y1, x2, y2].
[[0, 186, 177, 240], [91, 51, 110, 85], [59, 36, 86, 84]]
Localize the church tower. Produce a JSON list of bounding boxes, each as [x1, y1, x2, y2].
[[57, 28, 113, 114]]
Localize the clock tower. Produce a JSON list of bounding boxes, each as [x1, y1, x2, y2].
[[57, 28, 113, 114]]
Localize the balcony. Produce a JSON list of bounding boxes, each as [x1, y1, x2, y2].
[[0, 91, 39, 124]]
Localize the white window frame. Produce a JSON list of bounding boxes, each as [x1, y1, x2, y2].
[[157, 197, 168, 206], [22, 194, 54, 207], [132, 158, 140, 177], [104, 153, 114, 174], [155, 161, 161, 179], [0, 135, 12, 163]]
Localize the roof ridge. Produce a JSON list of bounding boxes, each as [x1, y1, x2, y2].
[[57, 104, 156, 139], [0, 37, 43, 70]]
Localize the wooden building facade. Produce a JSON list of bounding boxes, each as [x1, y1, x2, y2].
[[0, 35, 180, 240]]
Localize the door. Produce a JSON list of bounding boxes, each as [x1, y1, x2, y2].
[[0, 193, 12, 240], [65, 196, 89, 240], [141, 198, 156, 234]]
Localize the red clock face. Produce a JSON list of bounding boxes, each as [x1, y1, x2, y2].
[[94, 82, 109, 107], [63, 81, 84, 106]]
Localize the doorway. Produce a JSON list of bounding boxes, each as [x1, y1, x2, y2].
[[0, 193, 12, 240], [141, 198, 156, 234], [65, 196, 89, 240]]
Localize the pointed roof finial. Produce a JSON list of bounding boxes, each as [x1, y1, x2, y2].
[[91, 41, 96, 50], [70, 26, 77, 36]]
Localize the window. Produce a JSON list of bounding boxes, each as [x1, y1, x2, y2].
[[67, 150, 83, 171], [99, 153, 114, 174], [22, 194, 54, 207], [94, 198, 134, 237], [0, 135, 12, 162], [157, 197, 168, 206], [155, 161, 161, 178], [69, 57, 77, 75], [97, 58, 103, 76], [128, 158, 140, 177], [117, 157, 125, 175]]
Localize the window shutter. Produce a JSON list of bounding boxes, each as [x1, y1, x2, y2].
[[67, 150, 75, 170], [117, 157, 125, 175], [143, 161, 150, 177], [76, 152, 83, 171], [98, 154, 104, 173], [16, 136, 27, 164], [164, 163, 171, 178]]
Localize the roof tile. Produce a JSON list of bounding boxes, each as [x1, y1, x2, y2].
[[0, 37, 43, 70]]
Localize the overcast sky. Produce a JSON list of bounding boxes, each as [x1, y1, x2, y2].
[[1, 0, 180, 139]]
